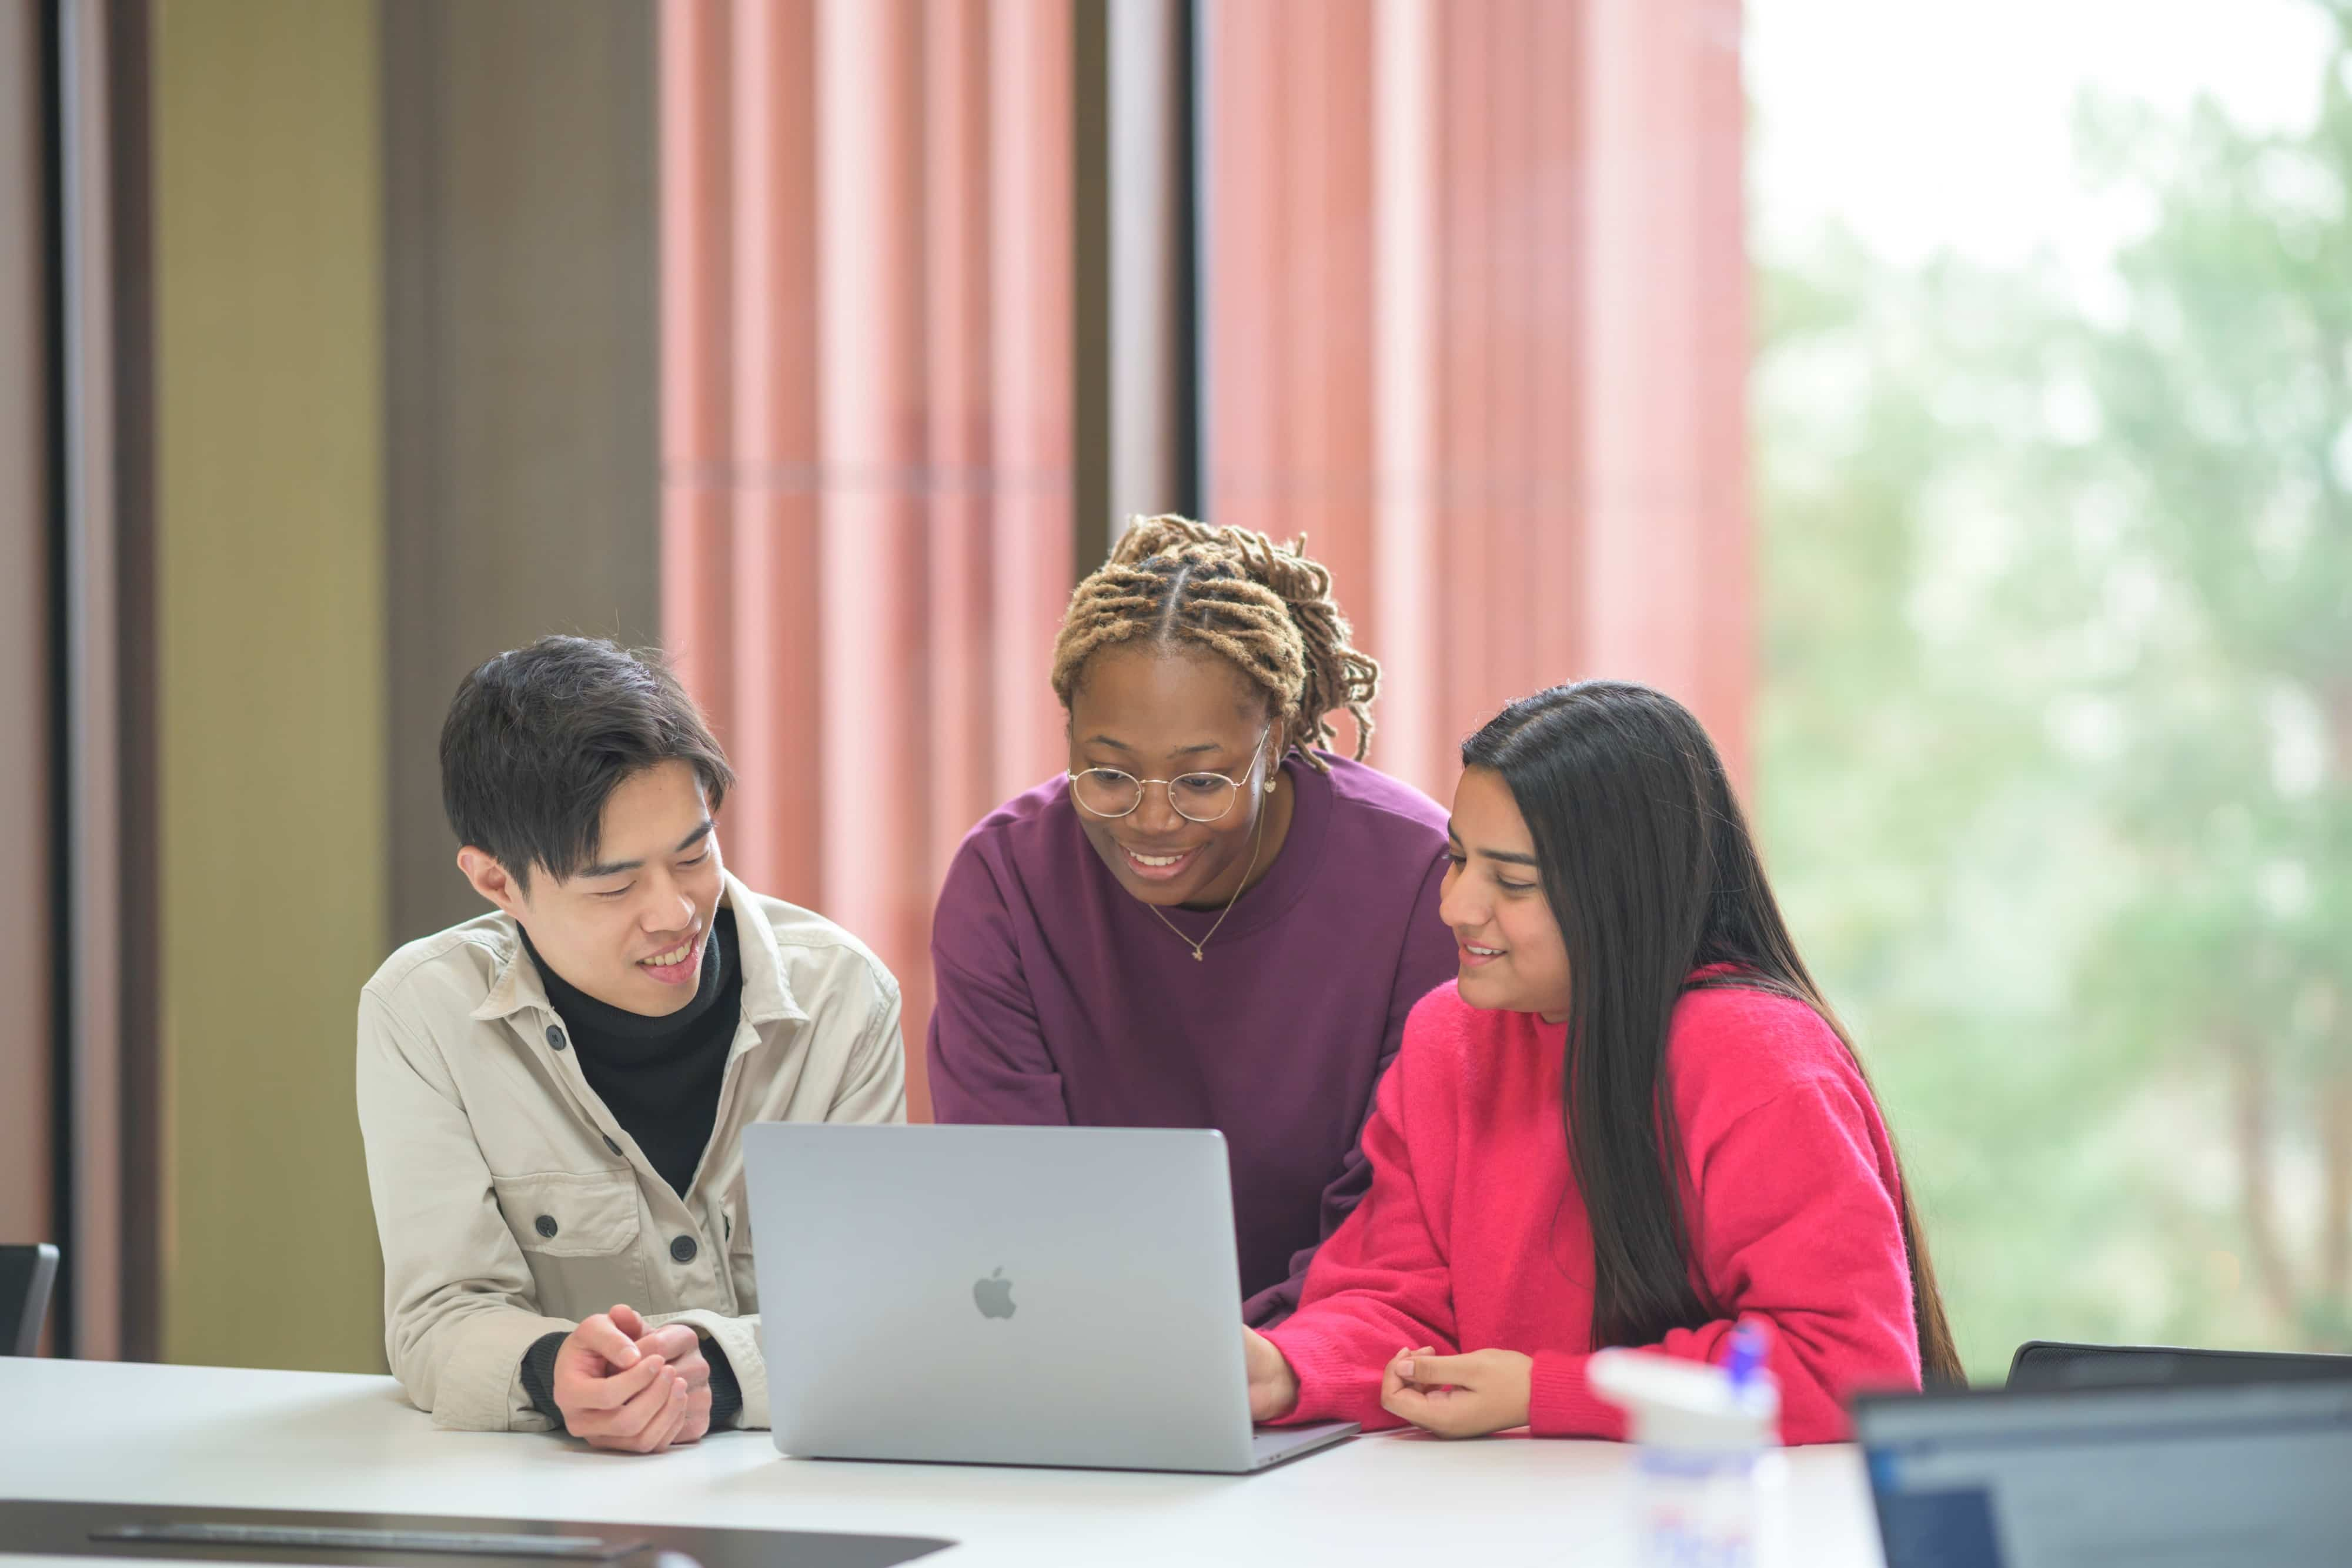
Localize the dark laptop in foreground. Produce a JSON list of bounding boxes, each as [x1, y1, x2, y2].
[[1856, 1378, 2352, 1568], [742, 1123, 1358, 1475]]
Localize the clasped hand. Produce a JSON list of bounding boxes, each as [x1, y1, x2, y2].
[[1245, 1328, 1534, 1440], [1380, 1345, 1533, 1439], [551, 1303, 713, 1453]]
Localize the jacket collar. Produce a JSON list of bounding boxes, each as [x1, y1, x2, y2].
[[469, 872, 810, 1037], [723, 873, 812, 1029]]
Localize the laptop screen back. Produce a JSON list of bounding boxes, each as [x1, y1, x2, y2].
[[1856, 1380, 2352, 1568]]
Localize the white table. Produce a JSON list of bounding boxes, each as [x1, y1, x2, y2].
[[4, 1359, 1887, 1567]]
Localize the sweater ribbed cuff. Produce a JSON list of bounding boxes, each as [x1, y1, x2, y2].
[[1261, 1321, 1392, 1429], [518, 1331, 570, 1432], [1528, 1349, 1627, 1439], [702, 1337, 744, 1430]]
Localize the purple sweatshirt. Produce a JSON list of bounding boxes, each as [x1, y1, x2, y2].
[[927, 751, 1458, 1325]]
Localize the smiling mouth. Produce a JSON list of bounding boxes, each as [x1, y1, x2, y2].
[[636, 927, 706, 984], [1459, 942, 1505, 967], [1119, 844, 1201, 881]]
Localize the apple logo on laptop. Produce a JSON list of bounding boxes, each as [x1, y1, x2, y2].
[[973, 1267, 1015, 1320]]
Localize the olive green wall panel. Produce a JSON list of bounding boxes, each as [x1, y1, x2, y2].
[[153, 0, 386, 1373]]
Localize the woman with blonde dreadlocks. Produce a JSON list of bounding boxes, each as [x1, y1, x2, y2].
[[928, 517, 1458, 1326]]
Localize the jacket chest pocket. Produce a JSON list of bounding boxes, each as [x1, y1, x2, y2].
[[491, 1171, 649, 1316]]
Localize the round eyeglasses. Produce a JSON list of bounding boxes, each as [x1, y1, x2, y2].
[[1067, 730, 1271, 823]]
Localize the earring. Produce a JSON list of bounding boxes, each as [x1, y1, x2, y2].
[[1265, 777, 1277, 794]]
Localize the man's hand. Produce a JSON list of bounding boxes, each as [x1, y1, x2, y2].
[[552, 1304, 713, 1453], [1243, 1326, 1300, 1423], [612, 1305, 713, 1446], [1379, 1346, 1532, 1439]]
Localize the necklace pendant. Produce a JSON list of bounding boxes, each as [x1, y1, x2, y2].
[[1191, 948, 1204, 962]]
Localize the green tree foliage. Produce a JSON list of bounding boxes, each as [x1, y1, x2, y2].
[[1758, 2, 2352, 1377]]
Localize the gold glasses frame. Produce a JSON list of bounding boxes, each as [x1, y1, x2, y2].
[[1065, 726, 1274, 823]]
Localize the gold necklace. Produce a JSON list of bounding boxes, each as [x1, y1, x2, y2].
[[1148, 785, 1270, 962]]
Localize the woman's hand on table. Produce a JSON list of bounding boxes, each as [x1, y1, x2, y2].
[[1242, 1326, 1301, 1423], [1379, 1346, 1532, 1439]]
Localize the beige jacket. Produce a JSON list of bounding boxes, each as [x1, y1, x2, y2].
[[355, 874, 904, 1433]]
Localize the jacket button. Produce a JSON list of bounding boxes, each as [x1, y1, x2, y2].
[[535, 1215, 559, 1239], [544, 1025, 567, 1052], [670, 1235, 697, 1265], [602, 1134, 622, 1155]]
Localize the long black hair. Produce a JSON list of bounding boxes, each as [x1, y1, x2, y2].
[[1461, 680, 1963, 1385]]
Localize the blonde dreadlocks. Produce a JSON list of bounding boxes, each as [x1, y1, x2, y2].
[[1050, 516, 1382, 770]]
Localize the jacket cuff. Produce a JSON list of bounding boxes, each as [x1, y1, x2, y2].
[[655, 1309, 766, 1429], [419, 1310, 579, 1432], [1528, 1349, 1628, 1440]]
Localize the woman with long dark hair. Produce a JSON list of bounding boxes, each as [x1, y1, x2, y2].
[[1242, 680, 1961, 1443]]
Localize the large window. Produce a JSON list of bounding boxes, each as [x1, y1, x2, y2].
[[1753, 0, 2351, 1375]]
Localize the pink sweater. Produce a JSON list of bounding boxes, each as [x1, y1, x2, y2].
[[1264, 979, 1925, 1444]]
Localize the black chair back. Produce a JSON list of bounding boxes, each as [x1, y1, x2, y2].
[[2009, 1339, 2352, 1392], [1, 1244, 59, 1356]]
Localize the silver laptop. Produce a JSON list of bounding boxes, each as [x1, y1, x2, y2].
[[743, 1123, 1358, 1473]]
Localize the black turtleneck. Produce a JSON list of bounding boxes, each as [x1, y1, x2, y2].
[[515, 911, 745, 1433], [522, 911, 743, 1198]]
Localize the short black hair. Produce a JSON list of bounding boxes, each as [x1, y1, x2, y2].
[[440, 636, 734, 888]]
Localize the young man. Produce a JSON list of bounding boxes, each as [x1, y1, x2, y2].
[[357, 637, 904, 1450]]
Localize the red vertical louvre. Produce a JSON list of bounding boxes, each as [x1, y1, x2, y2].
[[726, 0, 824, 902], [815, 0, 930, 1108], [1370, 0, 1442, 793], [1568, 0, 1752, 780], [1527, 0, 1589, 697], [659, 0, 735, 742], [1200, 0, 1380, 761], [926, 0, 995, 885], [1199, 0, 1281, 543], [1436, 0, 1498, 775], [1281, 0, 1375, 761], [660, 0, 1074, 1120], [984, 0, 1074, 807]]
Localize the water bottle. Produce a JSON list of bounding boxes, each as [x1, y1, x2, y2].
[[1588, 1320, 1785, 1568]]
